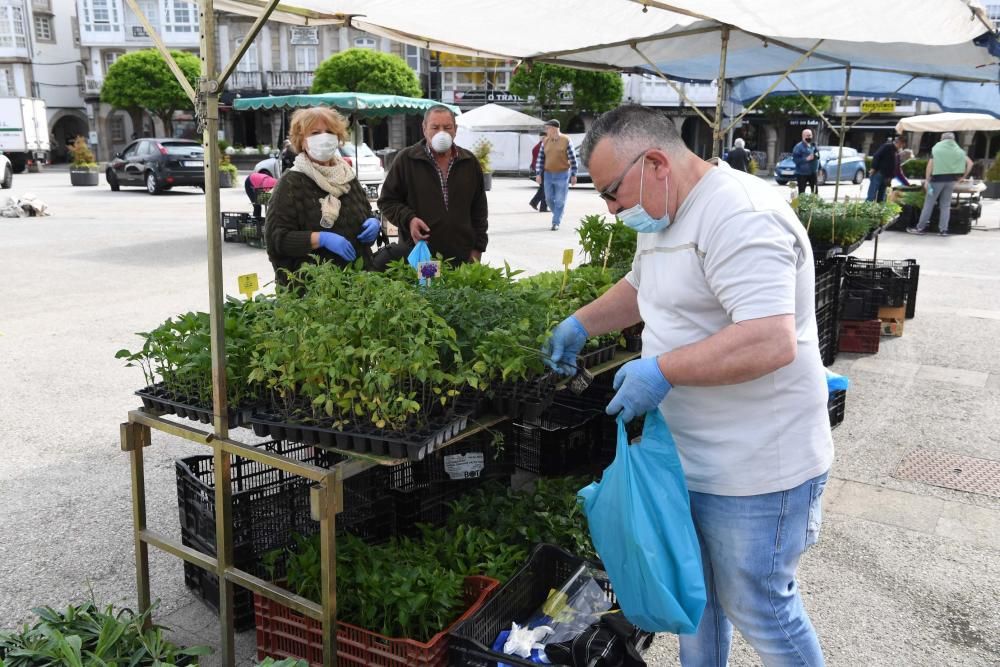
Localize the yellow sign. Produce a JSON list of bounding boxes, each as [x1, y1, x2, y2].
[[562, 249, 574, 267], [861, 100, 896, 113], [238, 272, 259, 300]]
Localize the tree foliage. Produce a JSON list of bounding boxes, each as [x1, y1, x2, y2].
[[100, 49, 200, 137], [756, 94, 832, 122], [510, 63, 622, 119], [311, 48, 422, 97]]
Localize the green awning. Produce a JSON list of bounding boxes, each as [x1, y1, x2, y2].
[[232, 92, 460, 118]]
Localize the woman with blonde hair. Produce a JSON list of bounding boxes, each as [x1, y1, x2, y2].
[[265, 107, 380, 283]]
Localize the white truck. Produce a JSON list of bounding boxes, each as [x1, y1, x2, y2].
[[0, 97, 50, 173]]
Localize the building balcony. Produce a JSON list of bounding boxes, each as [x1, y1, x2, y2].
[[225, 70, 262, 91], [266, 70, 314, 92]]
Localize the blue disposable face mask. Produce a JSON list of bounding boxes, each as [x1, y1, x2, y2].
[[617, 157, 671, 233]]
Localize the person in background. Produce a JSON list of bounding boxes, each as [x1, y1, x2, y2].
[[535, 119, 579, 230], [245, 171, 277, 218], [792, 128, 820, 194], [866, 135, 909, 202], [529, 129, 548, 212], [264, 107, 381, 284], [724, 137, 750, 172], [907, 131, 973, 236], [378, 105, 488, 265], [544, 105, 831, 666]]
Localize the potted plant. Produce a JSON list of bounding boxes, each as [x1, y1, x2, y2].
[[984, 151, 1000, 199], [472, 139, 493, 191], [68, 135, 100, 186], [218, 153, 238, 188]]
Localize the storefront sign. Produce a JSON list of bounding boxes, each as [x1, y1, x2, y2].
[[861, 100, 896, 113], [455, 89, 525, 105], [289, 27, 319, 45]]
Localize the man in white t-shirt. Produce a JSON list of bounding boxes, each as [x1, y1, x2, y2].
[[544, 105, 832, 666]]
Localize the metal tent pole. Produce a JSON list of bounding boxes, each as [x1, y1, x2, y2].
[[833, 65, 851, 203], [711, 26, 730, 159]]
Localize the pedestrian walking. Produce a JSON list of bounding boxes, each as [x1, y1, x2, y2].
[[724, 138, 750, 172], [535, 119, 578, 230], [528, 130, 548, 212]]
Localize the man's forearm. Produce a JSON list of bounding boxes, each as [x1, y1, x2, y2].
[[574, 279, 642, 337], [657, 314, 797, 387]]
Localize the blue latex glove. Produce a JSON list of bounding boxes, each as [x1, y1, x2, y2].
[[317, 231, 356, 262], [541, 315, 589, 376], [606, 356, 672, 422], [357, 217, 380, 244]]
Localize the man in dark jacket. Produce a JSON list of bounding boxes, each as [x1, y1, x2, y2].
[[378, 105, 488, 264], [724, 138, 750, 172], [866, 135, 909, 202], [792, 129, 820, 194]]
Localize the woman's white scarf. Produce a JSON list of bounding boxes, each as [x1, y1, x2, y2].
[[291, 151, 354, 228]]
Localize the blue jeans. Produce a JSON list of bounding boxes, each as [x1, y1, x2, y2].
[[866, 173, 886, 202], [916, 180, 957, 233], [679, 471, 829, 667], [543, 170, 570, 227]]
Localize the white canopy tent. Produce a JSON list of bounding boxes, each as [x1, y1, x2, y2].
[[124, 2, 1000, 663], [895, 112, 1000, 133], [455, 103, 545, 132]]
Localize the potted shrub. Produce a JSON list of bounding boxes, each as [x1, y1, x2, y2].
[[219, 153, 238, 188], [472, 139, 493, 191], [68, 135, 100, 186], [984, 151, 1000, 199]]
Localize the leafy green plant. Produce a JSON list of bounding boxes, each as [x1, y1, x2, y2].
[[116, 295, 266, 408], [472, 139, 493, 174], [985, 151, 1000, 182], [68, 135, 98, 171], [0, 600, 211, 666], [792, 193, 897, 248], [901, 158, 928, 179], [219, 154, 238, 180], [576, 214, 637, 271]]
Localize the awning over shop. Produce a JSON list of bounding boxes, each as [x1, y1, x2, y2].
[[232, 92, 461, 118]]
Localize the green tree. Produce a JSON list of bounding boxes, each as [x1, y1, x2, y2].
[[757, 94, 832, 123], [100, 49, 200, 137], [510, 63, 623, 122], [311, 48, 421, 97]]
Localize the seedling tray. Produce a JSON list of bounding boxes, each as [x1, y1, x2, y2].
[[577, 342, 617, 369], [136, 382, 249, 428], [249, 412, 469, 461], [491, 373, 557, 422], [390, 424, 515, 491], [254, 575, 500, 667]]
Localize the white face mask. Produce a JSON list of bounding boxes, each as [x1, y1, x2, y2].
[[305, 133, 339, 162], [430, 131, 453, 153]]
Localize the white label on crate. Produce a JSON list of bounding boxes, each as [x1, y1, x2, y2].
[[443, 452, 485, 480]]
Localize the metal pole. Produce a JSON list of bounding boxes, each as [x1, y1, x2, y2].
[[712, 26, 730, 159], [833, 65, 851, 203]]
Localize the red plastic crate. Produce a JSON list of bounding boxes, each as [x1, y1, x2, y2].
[[254, 575, 499, 667], [838, 320, 881, 354]]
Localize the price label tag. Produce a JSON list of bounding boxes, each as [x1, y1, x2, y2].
[[562, 249, 574, 267], [443, 452, 485, 480], [238, 272, 259, 300], [416, 260, 441, 284]]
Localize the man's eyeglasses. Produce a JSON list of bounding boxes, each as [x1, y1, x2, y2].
[[597, 151, 647, 202]]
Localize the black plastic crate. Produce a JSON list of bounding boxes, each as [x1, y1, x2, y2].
[[220, 211, 247, 243], [845, 258, 919, 319], [390, 423, 515, 491], [449, 543, 653, 667], [813, 258, 842, 312], [392, 475, 509, 535], [828, 390, 846, 430], [815, 300, 840, 367], [181, 528, 257, 631], [512, 400, 604, 475], [840, 288, 882, 321]]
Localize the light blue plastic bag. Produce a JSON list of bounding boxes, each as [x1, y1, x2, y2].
[[578, 410, 706, 634], [825, 368, 849, 392]]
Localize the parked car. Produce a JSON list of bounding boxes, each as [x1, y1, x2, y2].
[[106, 138, 205, 194], [773, 146, 866, 186], [0, 152, 12, 189], [338, 142, 385, 199]]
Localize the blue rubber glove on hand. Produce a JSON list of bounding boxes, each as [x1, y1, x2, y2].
[[317, 231, 356, 262], [541, 315, 589, 376], [606, 356, 672, 422], [357, 217, 380, 244]]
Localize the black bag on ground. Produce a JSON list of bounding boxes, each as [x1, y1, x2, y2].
[[543, 613, 651, 667]]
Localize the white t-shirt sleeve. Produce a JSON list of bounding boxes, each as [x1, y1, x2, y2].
[[701, 209, 801, 323]]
